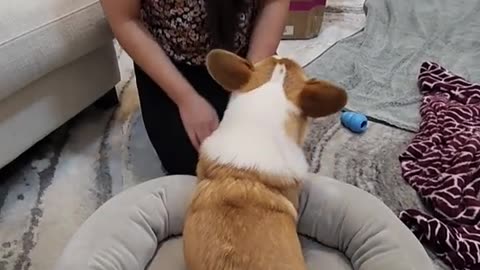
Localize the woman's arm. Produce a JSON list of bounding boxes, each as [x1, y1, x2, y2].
[[247, 0, 290, 63], [100, 0, 199, 106], [100, 0, 222, 150]]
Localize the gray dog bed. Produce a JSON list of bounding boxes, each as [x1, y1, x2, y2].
[[54, 174, 434, 270]]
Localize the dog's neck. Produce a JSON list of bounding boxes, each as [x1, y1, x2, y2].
[[200, 69, 309, 182]]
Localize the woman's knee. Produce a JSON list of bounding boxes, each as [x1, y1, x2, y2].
[[159, 151, 198, 176], [143, 122, 198, 176]]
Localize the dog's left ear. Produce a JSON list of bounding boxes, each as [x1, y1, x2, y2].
[[206, 49, 254, 91], [298, 79, 348, 118]]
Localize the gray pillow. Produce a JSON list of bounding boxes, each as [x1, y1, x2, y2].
[[54, 174, 434, 270]]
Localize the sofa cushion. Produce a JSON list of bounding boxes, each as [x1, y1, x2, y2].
[[0, 0, 114, 102]]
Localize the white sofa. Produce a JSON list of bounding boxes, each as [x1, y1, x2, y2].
[[0, 0, 121, 168]]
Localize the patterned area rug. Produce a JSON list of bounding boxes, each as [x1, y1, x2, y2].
[[0, 1, 447, 269]]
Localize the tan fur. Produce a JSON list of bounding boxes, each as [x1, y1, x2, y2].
[[183, 49, 347, 270], [113, 83, 140, 123], [196, 156, 301, 212], [285, 112, 309, 146], [184, 157, 304, 270]]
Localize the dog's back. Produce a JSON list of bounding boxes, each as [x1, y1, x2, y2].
[[183, 161, 304, 270]]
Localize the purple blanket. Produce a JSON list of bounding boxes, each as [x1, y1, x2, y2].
[[399, 62, 480, 270]]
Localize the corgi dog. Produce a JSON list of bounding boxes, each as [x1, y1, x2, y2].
[[182, 49, 347, 270]]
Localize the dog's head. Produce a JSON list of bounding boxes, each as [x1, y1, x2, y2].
[[206, 49, 348, 145]]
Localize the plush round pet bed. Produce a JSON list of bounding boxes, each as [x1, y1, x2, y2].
[[54, 174, 434, 270]]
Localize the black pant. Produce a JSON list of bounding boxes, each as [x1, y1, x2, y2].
[[134, 63, 230, 176]]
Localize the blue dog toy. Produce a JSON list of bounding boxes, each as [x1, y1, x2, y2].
[[341, 111, 368, 133]]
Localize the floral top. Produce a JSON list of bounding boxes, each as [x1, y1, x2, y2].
[[140, 0, 256, 65]]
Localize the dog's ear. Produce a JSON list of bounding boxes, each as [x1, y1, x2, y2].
[[298, 79, 348, 118], [206, 49, 254, 91]]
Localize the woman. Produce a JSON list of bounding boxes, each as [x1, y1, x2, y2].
[[100, 0, 290, 175]]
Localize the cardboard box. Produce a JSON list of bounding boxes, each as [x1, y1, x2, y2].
[[282, 0, 326, 39]]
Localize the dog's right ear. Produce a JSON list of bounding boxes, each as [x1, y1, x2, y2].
[[298, 79, 348, 118], [206, 49, 254, 92]]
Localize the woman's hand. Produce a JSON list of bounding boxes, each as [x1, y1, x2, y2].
[[178, 93, 219, 151]]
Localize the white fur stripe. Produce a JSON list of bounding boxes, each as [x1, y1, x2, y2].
[[201, 63, 309, 180]]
